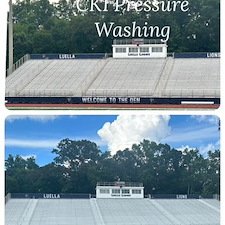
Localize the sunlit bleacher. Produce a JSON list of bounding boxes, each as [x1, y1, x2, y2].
[[5, 197, 220, 225]]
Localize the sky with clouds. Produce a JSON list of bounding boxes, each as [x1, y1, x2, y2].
[[5, 115, 220, 166]]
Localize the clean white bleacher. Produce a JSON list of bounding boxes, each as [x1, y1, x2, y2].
[[162, 58, 220, 98], [95, 198, 220, 225], [5, 199, 33, 225], [5, 198, 220, 225], [5, 199, 97, 225], [86, 58, 166, 97], [96, 199, 173, 225], [150, 199, 220, 225]]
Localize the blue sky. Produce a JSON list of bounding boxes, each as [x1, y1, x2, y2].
[[5, 115, 220, 166]]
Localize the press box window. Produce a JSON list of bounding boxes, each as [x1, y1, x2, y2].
[[122, 189, 130, 194], [132, 189, 142, 194], [116, 48, 126, 53], [112, 189, 120, 194], [129, 47, 138, 53], [140, 47, 149, 53], [152, 47, 163, 52], [100, 189, 110, 194]]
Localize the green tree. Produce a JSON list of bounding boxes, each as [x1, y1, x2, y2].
[[113, 149, 139, 182], [13, 24, 33, 61], [203, 150, 220, 194], [5, 139, 220, 196], [13, 0, 55, 27], [34, 163, 66, 193], [184, 0, 220, 51], [180, 148, 207, 194], [52, 139, 101, 171], [32, 29, 54, 53], [5, 154, 39, 170]]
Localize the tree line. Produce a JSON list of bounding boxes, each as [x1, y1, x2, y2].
[[5, 139, 220, 196], [8, 0, 220, 62]]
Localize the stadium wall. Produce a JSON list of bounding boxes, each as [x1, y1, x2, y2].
[[10, 193, 91, 199], [8, 193, 216, 200], [5, 97, 220, 105]]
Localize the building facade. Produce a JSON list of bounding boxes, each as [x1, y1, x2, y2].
[[96, 181, 144, 198], [112, 39, 167, 58]]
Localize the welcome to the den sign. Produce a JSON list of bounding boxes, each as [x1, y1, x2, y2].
[[74, 0, 190, 42]]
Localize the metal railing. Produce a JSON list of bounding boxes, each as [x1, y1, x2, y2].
[[113, 39, 166, 45], [213, 194, 220, 200], [5, 193, 11, 204], [6, 54, 30, 77], [97, 181, 143, 187]]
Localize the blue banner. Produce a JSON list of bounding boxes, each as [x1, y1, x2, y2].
[[174, 52, 220, 58], [5, 97, 220, 105], [11, 193, 91, 199], [149, 194, 214, 199], [30, 54, 106, 60]]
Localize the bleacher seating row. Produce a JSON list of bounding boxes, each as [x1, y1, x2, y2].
[[5, 198, 220, 225], [5, 57, 220, 98]]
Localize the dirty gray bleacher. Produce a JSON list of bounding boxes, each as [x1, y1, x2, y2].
[[6, 57, 220, 99], [86, 58, 166, 97], [5, 60, 49, 96], [162, 58, 220, 98], [6, 59, 103, 97]]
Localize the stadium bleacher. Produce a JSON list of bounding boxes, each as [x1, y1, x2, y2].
[[162, 58, 220, 98], [5, 197, 220, 225], [6, 59, 106, 97], [86, 58, 166, 97], [5, 53, 220, 107]]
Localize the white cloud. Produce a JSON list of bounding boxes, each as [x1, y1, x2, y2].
[[177, 145, 194, 152], [5, 138, 58, 149], [199, 142, 220, 156], [98, 115, 171, 155], [5, 136, 105, 151], [6, 115, 59, 123], [177, 141, 220, 157], [164, 125, 219, 144], [20, 154, 37, 160], [191, 115, 219, 125]]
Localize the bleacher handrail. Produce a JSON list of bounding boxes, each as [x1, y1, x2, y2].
[[5, 193, 11, 204], [6, 54, 30, 77], [213, 194, 220, 201], [97, 181, 143, 187], [113, 39, 166, 45]]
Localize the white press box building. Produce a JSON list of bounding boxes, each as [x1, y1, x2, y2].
[[112, 39, 167, 58], [96, 181, 144, 198]]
